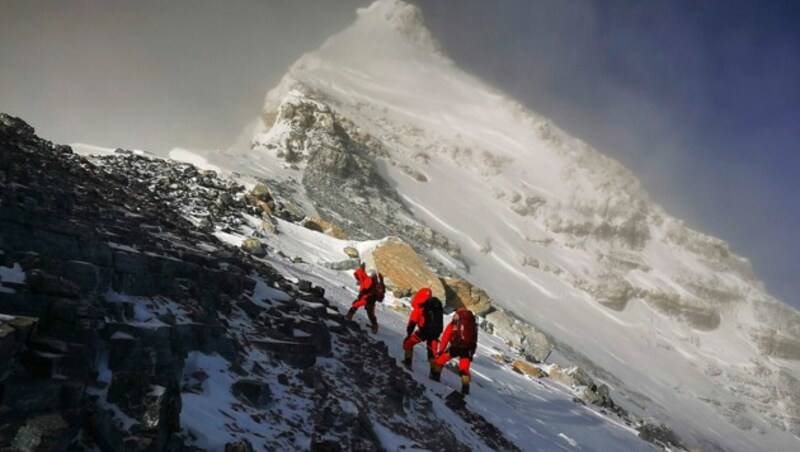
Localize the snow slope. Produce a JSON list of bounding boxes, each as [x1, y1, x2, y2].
[[197, 0, 800, 449], [214, 215, 652, 451]]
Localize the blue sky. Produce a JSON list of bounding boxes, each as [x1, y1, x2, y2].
[[417, 0, 800, 307], [0, 0, 797, 307]]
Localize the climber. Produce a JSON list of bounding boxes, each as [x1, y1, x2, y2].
[[345, 265, 385, 333], [402, 288, 444, 379], [432, 306, 478, 395]]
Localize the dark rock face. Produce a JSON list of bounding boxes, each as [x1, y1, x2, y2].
[[637, 421, 685, 450], [231, 379, 271, 409], [224, 438, 255, 452], [0, 114, 505, 450], [11, 413, 73, 452]]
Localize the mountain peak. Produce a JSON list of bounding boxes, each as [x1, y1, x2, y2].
[[354, 0, 441, 53]]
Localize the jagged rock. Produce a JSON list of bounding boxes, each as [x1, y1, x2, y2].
[[302, 217, 348, 239], [297, 280, 313, 293], [323, 258, 360, 271], [61, 260, 103, 294], [512, 360, 544, 378], [252, 339, 317, 369], [108, 333, 155, 373], [579, 278, 637, 311], [361, 237, 445, 299], [275, 201, 305, 222], [0, 113, 36, 137], [0, 315, 37, 344], [343, 246, 359, 259], [107, 372, 181, 446], [231, 379, 272, 409], [637, 421, 684, 449], [225, 439, 256, 452], [240, 238, 266, 257], [3, 379, 62, 415], [249, 183, 273, 203], [11, 413, 73, 452], [260, 218, 278, 235], [547, 364, 597, 397], [594, 384, 615, 408], [484, 310, 551, 362], [750, 327, 800, 360], [26, 270, 80, 299], [642, 290, 721, 331], [113, 251, 147, 275], [441, 277, 494, 316]]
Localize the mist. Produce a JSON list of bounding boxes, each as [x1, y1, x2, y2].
[[1, 0, 797, 307], [0, 0, 368, 153], [415, 0, 800, 307]]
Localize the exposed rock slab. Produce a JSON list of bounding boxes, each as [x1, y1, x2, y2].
[[442, 277, 494, 316], [361, 237, 445, 299]]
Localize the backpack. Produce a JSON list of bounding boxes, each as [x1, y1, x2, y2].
[[372, 273, 386, 302], [450, 309, 477, 351], [419, 297, 444, 340]]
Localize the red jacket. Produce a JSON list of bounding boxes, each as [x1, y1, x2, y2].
[[406, 288, 432, 333], [354, 268, 374, 302]]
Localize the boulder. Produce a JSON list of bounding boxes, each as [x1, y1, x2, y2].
[[275, 201, 305, 222], [343, 247, 359, 259], [249, 183, 273, 203], [240, 238, 266, 257], [107, 372, 181, 439], [580, 278, 637, 311], [302, 217, 348, 240], [484, 310, 551, 362], [512, 360, 544, 378], [361, 237, 445, 300], [637, 421, 684, 449], [26, 270, 80, 299], [547, 365, 595, 390], [12, 413, 73, 452], [323, 258, 360, 271], [252, 339, 316, 369], [441, 277, 494, 316], [225, 439, 256, 452], [61, 260, 103, 294], [231, 379, 272, 409], [260, 218, 278, 235]]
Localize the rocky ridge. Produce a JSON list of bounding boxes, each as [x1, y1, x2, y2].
[[0, 114, 522, 451]]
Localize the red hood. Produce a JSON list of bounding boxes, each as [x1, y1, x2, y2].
[[354, 268, 368, 283], [411, 288, 432, 308]]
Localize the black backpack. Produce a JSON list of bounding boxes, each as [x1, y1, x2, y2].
[[419, 297, 444, 340], [372, 273, 386, 302]]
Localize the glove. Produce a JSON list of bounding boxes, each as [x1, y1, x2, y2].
[[406, 322, 416, 337]]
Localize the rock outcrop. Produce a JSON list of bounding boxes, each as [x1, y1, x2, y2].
[[361, 237, 446, 299], [441, 276, 494, 316], [483, 310, 552, 363]]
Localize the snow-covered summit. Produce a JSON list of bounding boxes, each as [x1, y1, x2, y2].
[[214, 1, 800, 450], [355, 0, 442, 53]]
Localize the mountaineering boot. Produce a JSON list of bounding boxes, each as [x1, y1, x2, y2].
[[460, 374, 471, 395], [345, 307, 356, 320], [371, 322, 379, 334], [403, 349, 413, 368], [429, 362, 442, 381]]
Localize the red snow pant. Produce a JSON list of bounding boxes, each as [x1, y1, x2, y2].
[[402, 332, 439, 360], [434, 347, 472, 377]]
